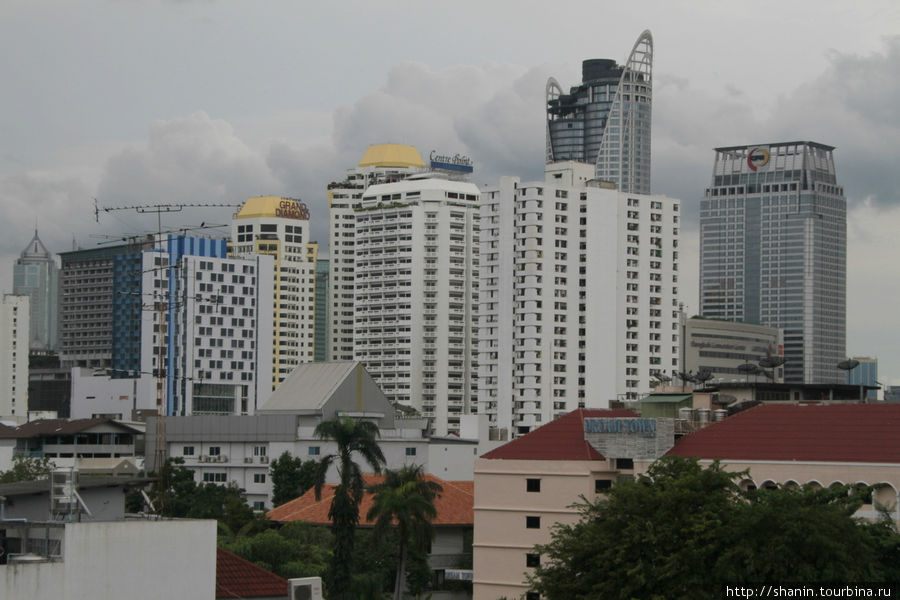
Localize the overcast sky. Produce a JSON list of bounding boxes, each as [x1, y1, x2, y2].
[[1, 1, 898, 383]]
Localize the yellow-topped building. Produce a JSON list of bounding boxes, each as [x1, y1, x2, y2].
[[327, 145, 428, 362], [232, 196, 318, 389], [356, 144, 426, 168]]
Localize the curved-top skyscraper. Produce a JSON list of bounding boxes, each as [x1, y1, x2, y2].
[[546, 30, 653, 194]]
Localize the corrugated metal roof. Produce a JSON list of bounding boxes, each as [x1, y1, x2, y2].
[[0, 418, 143, 439], [259, 362, 359, 413], [640, 394, 693, 404]]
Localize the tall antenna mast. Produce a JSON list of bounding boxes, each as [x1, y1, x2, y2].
[[94, 200, 241, 491]]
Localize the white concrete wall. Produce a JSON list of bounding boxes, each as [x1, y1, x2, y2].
[[0, 519, 216, 600], [1, 295, 30, 418], [70, 367, 155, 420]]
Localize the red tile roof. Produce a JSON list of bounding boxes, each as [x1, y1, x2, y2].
[[670, 404, 900, 463], [216, 547, 287, 599], [267, 473, 473, 526], [480, 408, 640, 461]]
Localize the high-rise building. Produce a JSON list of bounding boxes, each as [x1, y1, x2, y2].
[[845, 356, 877, 400], [59, 239, 152, 370], [1, 294, 30, 417], [61, 235, 274, 417], [699, 141, 846, 384], [143, 248, 274, 416], [546, 30, 653, 194], [327, 145, 428, 361], [231, 197, 318, 388], [353, 176, 480, 436], [314, 259, 329, 362], [13, 230, 58, 351], [479, 162, 680, 437]]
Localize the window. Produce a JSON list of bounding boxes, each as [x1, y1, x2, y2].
[[526, 478, 541, 492], [183, 446, 195, 456], [526, 553, 540, 568], [203, 472, 227, 483], [253, 445, 267, 457], [595, 479, 612, 493], [308, 446, 320, 456], [526, 516, 540, 529], [252, 501, 266, 510], [405, 447, 417, 456], [615, 458, 634, 470], [208, 446, 221, 456], [253, 473, 266, 484]]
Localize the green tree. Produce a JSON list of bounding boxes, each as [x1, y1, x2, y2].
[[145, 457, 255, 532], [0, 455, 55, 483], [313, 417, 386, 600], [367, 465, 443, 600], [270, 451, 319, 507], [531, 455, 898, 600]]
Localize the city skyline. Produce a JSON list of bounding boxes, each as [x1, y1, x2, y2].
[[0, 2, 898, 383]]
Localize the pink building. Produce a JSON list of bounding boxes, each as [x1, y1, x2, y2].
[[473, 409, 638, 600]]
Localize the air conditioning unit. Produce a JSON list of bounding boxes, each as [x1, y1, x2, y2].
[[288, 577, 323, 600], [218, 455, 228, 463], [244, 457, 253, 464], [199, 456, 209, 463], [259, 455, 269, 464]]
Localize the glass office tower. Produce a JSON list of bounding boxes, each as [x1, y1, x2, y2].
[[699, 142, 846, 383]]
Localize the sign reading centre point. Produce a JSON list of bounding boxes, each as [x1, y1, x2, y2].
[[583, 417, 675, 461]]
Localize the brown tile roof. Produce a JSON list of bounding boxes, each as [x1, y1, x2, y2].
[[267, 473, 473, 526], [0, 418, 140, 439], [480, 408, 640, 461], [669, 403, 900, 463], [216, 547, 287, 599]]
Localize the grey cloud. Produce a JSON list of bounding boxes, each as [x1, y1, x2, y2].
[[96, 111, 279, 208]]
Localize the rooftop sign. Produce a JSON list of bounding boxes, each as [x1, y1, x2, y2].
[[583, 417, 675, 460], [430, 150, 474, 173], [275, 199, 310, 220]]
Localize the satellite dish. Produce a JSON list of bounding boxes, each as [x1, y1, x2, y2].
[[695, 369, 713, 383], [837, 359, 860, 371], [759, 356, 786, 369], [737, 363, 761, 375]]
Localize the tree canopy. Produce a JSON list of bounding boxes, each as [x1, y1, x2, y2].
[[367, 465, 443, 600], [531, 455, 900, 600], [0, 456, 55, 483], [269, 451, 319, 507], [313, 416, 386, 600]]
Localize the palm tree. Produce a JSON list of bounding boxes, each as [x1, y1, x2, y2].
[[367, 465, 443, 600], [313, 416, 386, 600]]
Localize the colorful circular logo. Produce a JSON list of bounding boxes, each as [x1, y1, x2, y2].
[[747, 147, 770, 171]]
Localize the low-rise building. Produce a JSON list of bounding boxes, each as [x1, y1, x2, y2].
[[473, 408, 661, 600], [0, 417, 144, 474], [149, 361, 430, 510], [660, 403, 900, 520], [268, 472, 473, 600], [683, 316, 783, 383]]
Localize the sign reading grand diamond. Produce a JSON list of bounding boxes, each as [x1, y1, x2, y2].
[[583, 417, 675, 460]]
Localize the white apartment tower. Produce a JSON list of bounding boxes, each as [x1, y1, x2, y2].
[[479, 162, 680, 437], [231, 197, 319, 389], [328, 145, 428, 361], [1, 295, 30, 417], [139, 248, 275, 416], [353, 177, 480, 436]]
